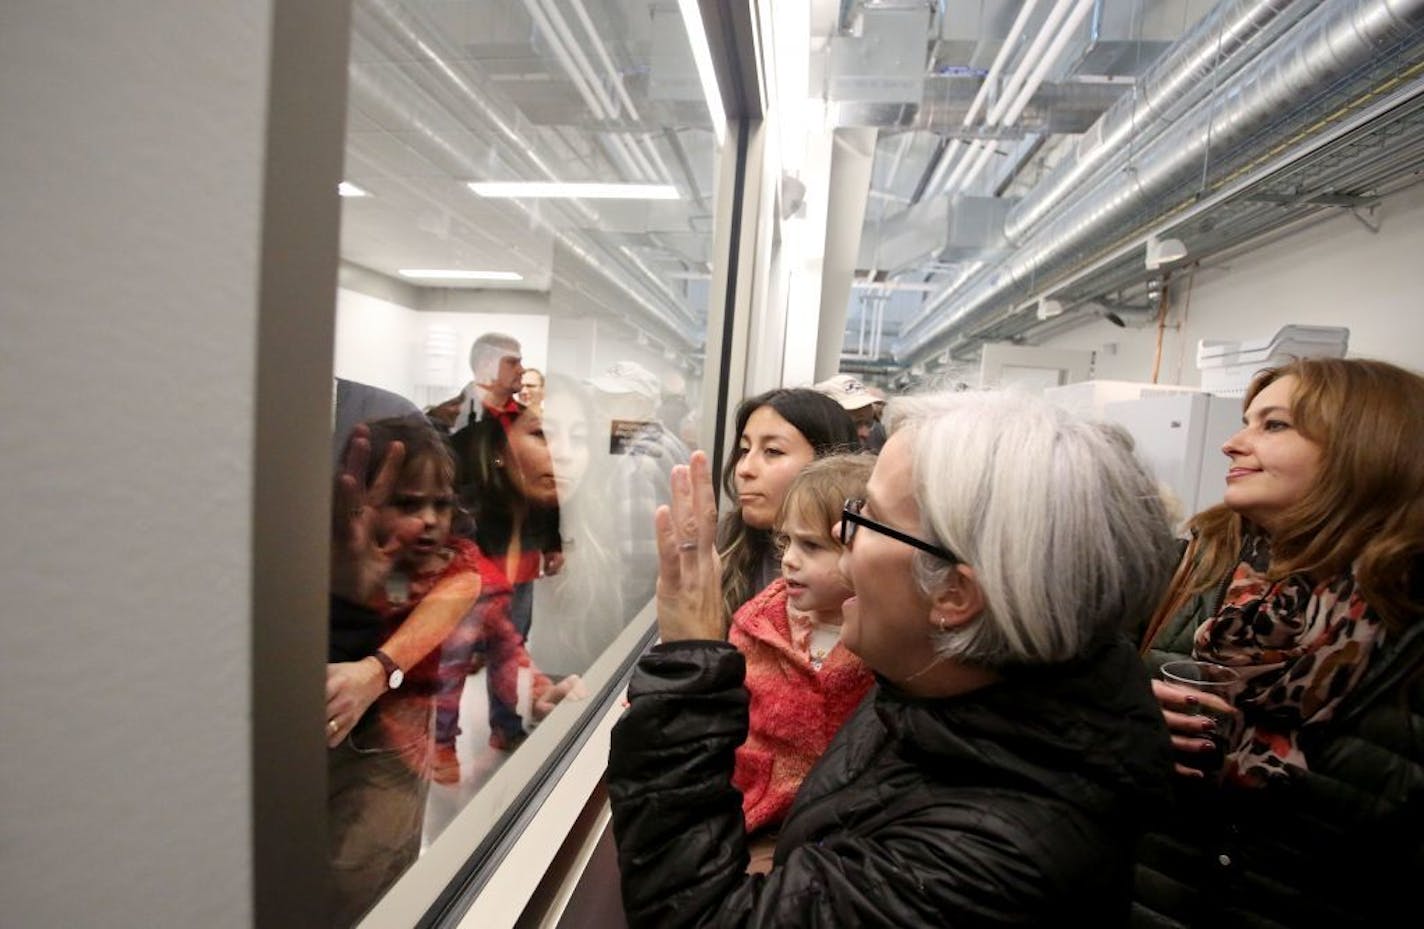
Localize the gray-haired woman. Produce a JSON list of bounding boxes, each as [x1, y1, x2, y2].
[[608, 390, 1178, 927]]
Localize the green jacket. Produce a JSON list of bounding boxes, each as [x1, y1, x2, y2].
[[1132, 566, 1424, 928]]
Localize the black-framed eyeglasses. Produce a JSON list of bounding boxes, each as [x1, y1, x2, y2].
[[840, 498, 960, 563]]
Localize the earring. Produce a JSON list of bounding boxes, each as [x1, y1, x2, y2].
[[933, 614, 947, 632], [494, 456, 504, 467]]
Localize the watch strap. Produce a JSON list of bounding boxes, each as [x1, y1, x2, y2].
[[372, 649, 403, 689]]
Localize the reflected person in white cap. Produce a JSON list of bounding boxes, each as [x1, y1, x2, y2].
[[585, 361, 691, 620], [813, 374, 879, 448]]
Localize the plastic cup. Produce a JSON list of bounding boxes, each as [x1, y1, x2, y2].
[[1160, 659, 1241, 778]]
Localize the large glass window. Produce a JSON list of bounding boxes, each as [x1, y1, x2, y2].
[[327, 1, 725, 923]]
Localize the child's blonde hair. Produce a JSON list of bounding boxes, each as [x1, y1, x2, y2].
[[775, 453, 876, 546]]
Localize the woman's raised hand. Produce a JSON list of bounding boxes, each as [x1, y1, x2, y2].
[[653, 450, 723, 643]]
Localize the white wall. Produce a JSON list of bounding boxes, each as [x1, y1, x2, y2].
[[1, 3, 275, 925], [335, 288, 420, 392], [1038, 182, 1424, 384], [334, 285, 551, 409], [335, 274, 690, 407]]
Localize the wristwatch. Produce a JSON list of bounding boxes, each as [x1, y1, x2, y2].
[[372, 649, 404, 691]]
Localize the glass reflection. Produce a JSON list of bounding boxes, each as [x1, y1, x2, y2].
[[328, 0, 717, 922], [529, 372, 688, 676]]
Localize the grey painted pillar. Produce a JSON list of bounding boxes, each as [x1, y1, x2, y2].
[[815, 128, 878, 381], [1, 2, 350, 926]]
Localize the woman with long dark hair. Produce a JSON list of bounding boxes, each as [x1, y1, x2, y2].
[[432, 406, 565, 768], [718, 388, 858, 621]]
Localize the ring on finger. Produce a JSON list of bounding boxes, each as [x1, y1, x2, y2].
[[678, 540, 697, 552], [328, 718, 340, 733]]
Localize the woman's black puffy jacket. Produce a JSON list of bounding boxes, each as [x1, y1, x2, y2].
[[608, 638, 1172, 928]]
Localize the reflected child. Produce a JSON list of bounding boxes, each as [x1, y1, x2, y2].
[[327, 417, 485, 927]]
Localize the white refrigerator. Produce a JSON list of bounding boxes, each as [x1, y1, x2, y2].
[[1102, 392, 1242, 523]]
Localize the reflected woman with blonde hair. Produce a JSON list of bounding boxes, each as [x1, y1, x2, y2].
[[1136, 357, 1424, 928]]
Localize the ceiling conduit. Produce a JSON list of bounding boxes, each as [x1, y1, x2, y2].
[[1004, 0, 1322, 243], [898, 0, 1424, 362], [563, 0, 680, 185], [919, 0, 1044, 201], [901, 0, 1318, 339], [351, 0, 701, 343], [520, 0, 658, 182], [945, 0, 1082, 196]]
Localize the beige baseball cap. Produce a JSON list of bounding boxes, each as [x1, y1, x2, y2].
[[813, 373, 877, 412]]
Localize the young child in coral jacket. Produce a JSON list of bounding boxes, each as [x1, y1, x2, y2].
[[729, 454, 877, 834]]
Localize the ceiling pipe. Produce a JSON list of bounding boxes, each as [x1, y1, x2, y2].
[[1004, 0, 1323, 244], [944, 0, 1079, 196], [1000, 0, 1097, 129], [898, 0, 1424, 361], [520, 0, 653, 181], [523, 0, 612, 119], [957, 0, 1096, 194], [528, 0, 669, 182], [984, 0, 1078, 134], [920, 0, 1043, 199], [565, 0, 678, 185]]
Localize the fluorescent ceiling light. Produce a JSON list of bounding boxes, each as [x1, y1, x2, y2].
[[337, 181, 369, 197], [467, 181, 678, 200], [676, 0, 726, 146], [397, 269, 524, 281]]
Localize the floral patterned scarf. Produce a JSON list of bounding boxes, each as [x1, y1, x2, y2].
[[1193, 534, 1385, 784]]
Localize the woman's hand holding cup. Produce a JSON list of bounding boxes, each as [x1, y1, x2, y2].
[[1154, 660, 1243, 780]]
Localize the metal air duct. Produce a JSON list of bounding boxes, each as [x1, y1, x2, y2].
[[1005, 0, 1323, 244], [899, 0, 1424, 361]]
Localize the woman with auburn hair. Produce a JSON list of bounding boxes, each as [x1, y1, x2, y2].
[[1134, 357, 1424, 928]]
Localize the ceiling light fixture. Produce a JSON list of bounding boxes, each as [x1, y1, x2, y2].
[[467, 181, 679, 200], [676, 0, 727, 147], [397, 269, 524, 281], [338, 182, 370, 197]]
